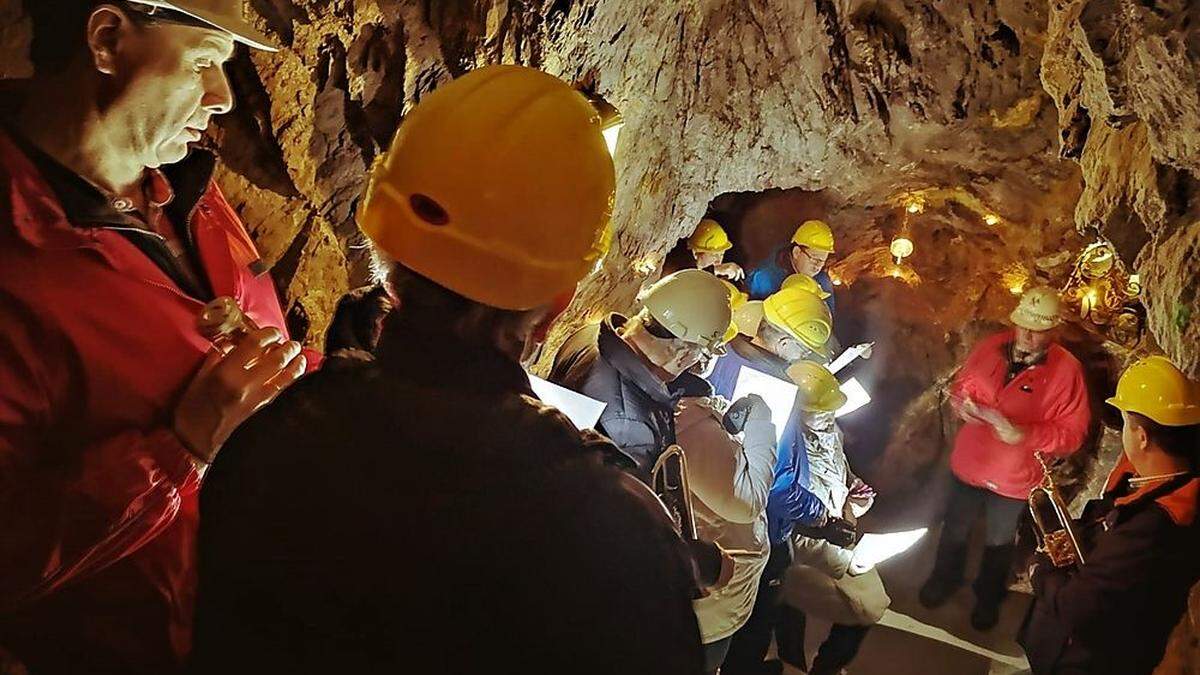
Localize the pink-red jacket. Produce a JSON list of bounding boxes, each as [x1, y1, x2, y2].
[[949, 330, 1090, 500], [0, 128, 316, 673]]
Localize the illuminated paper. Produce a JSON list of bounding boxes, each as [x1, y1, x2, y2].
[[835, 377, 871, 418], [827, 342, 874, 375], [527, 375, 607, 430], [731, 367, 798, 443], [850, 527, 928, 572]]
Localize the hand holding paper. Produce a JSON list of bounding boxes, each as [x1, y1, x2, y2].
[[849, 527, 928, 575]]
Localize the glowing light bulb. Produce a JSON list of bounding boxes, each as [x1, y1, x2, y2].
[[906, 201, 922, 214], [631, 257, 658, 275], [602, 122, 623, 156], [984, 213, 1000, 226], [890, 236, 914, 264]]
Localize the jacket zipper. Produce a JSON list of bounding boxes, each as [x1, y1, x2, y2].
[[95, 225, 205, 305]]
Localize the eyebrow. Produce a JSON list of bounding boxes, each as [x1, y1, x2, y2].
[[193, 34, 236, 61]]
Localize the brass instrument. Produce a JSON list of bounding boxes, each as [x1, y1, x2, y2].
[[651, 445, 697, 541], [1029, 452, 1086, 568]]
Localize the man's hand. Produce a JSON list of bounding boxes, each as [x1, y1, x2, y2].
[[712, 262, 745, 281], [855, 342, 874, 360], [848, 477, 876, 517], [972, 405, 1025, 444], [992, 419, 1026, 445], [174, 327, 306, 464]]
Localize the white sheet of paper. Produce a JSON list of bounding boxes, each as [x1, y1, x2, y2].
[[835, 377, 871, 418], [826, 346, 859, 376], [527, 375, 607, 430], [731, 367, 798, 443], [851, 527, 928, 571]]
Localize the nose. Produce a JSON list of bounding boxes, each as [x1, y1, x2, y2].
[[201, 65, 234, 115]]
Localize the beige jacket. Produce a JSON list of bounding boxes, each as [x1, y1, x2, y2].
[[675, 397, 777, 643]]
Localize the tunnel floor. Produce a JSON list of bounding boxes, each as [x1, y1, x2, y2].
[[778, 466, 1035, 675]]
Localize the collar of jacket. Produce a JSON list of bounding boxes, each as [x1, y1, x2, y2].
[[0, 124, 216, 249], [597, 313, 712, 406], [374, 309, 535, 398], [1103, 454, 1200, 527]]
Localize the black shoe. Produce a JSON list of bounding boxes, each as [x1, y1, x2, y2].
[[918, 574, 961, 608], [757, 660, 784, 675], [970, 598, 1001, 631]]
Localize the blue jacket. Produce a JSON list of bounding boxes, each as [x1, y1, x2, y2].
[[708, 338, 827, 543], [746, 247, 836, 314]]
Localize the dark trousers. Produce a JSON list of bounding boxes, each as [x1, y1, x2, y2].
[[777, 605, 871, 674], [929, 477, 1025, 603], [941, 477, 1026, 548], [721, 542, 792, 674]]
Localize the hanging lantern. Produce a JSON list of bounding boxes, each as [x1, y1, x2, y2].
[[1061, 238, 1144, 346]]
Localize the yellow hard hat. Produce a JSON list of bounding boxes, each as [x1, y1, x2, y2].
[[786, 361, 847, 413], [688, 219, 733, 253], [639, 269, 733, 352], [791, 219, 835, 253], [762, 287, 833, 354], [780, 273, 831, 300], [732, 301, 765, 337], [719, 279, 749, 309], [1107, 355, 1200, 426], [358, 65, 614, 311], [721, 320, 739, 345]]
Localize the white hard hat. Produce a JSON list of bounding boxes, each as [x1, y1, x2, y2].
[[1010, 286, 1063, 331], [126, 0, 278, 51], [638, 269, 733, 352]]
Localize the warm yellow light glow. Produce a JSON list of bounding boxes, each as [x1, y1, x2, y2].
[[984, 213, 1000, 226], [1010, 285, 1024, 295], [602, 123, 623, 156], [890, 236, 914, 264], [631, 256, 658, 275], [832, 278, 843, 286], [906, 201, 922, 214], [889, 268, 902, 278]]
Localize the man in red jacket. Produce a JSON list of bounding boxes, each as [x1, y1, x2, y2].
[[0, 2, 309, 673], [919, 287, 1090, 630]]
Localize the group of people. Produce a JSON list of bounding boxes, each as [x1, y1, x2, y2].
[[2, 2, 1200, 675]]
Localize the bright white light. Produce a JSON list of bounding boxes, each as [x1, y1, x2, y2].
[[603, 123, 623, 156], [527, 375, 607, 430], [984, 213, 1001, 226], [850, 527, 928, 573], [827, 343, 874, 375], [732, 367, 798, 443], [889, 237, 914, 260], [835, 377, 871, 417]]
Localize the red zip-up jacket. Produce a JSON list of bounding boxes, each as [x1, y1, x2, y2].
[[949, 329, 1090, 500], [0, 128, 315, 673]]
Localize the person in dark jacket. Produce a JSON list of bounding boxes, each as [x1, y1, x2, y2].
[[550, 269, 735, 477], [1020, 355, 1200, 675], [192, 65, 705, 674]]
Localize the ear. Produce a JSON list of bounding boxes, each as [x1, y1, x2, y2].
[[86, 5, 131, 76], [1133, 421, 1150, 452]]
